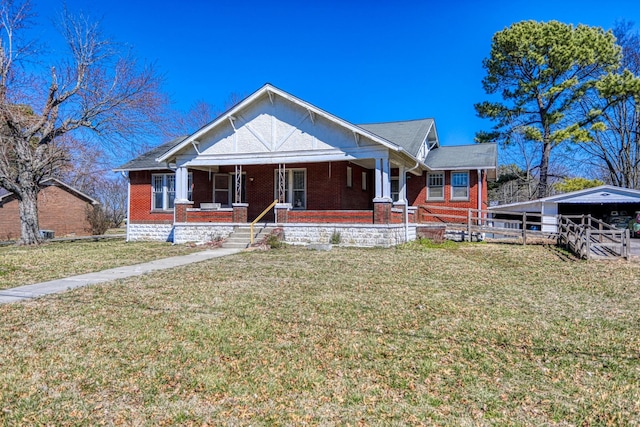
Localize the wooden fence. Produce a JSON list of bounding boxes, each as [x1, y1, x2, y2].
[[557, 215, 630, 260], [419, 205, 551, 244], [419, 205, 631, 260]]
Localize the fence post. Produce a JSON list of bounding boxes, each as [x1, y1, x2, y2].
[[585, 228, 591, 259], [624, 228, 630, 260], [522, 212, 527, 245], [599, 221, 603, 243], [467, 209, 472, 242]]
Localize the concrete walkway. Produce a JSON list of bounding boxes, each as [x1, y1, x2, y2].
[[0, 247, 242, 304]]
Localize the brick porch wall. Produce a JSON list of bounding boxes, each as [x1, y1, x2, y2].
[[287, 210, 373, 224]]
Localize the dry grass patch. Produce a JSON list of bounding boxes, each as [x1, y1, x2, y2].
[[0, 239, 206, 289], [0, 242, 639, 425]]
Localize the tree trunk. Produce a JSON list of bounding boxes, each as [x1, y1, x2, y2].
[[537, 141, 552, 198], [17, 184, 42, 245]]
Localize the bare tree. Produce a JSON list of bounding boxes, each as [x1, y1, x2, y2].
[[98, 175, 127, 227], [164, 93, 246, 139], [0, 1, 166, 244]]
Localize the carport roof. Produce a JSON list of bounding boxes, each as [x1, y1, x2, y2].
[[545, 185, 640, 204], [491, 185, 640, 210]]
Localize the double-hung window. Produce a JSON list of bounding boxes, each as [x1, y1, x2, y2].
[[451, 171, 469, 200], [275, 169, 306, 209], [152, 173, 192, 210], [427, 173, 444, 200], [391, 176, 400, 202], [152, 174, 176, 210]]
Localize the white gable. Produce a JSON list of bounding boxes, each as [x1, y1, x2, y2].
[[159, 84, 420, 168], [178, 94, 387, 167]]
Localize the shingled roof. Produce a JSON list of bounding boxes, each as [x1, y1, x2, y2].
[[114, 136, 188, 171], [425, 143, 497, 170], [358, 118, 435, 158]]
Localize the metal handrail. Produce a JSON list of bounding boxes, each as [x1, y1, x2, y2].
[[250, 199, 279, 244]]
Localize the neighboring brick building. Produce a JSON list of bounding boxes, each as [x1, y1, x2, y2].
[[0, 179, 99, 241], [116, 84, 497, 245]]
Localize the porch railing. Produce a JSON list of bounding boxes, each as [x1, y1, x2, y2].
[[250, 199, 279, 245]]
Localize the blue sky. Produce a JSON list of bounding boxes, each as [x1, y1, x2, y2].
[[36, 0, 640, 149]]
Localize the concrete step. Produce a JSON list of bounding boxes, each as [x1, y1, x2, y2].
[[221, 225, 276, 249]]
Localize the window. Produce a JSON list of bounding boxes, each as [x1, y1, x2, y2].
[[451, 171, 469, 200], [362, 172, 367, 191], [427, 173, 444, 200], [346, 166, 352, 188], [152, 174, 175, 210], [213, 173, 246, 207], [152, 173, 193, 210], [274, 169, 306, 209], [391, 176, 399, 202]]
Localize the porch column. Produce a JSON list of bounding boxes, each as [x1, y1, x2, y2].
[[398, 165, 407, 202], [373, 158, 391, 200], [174, 166, 189, 202], [278, 163, 286, 203], [373, 158, 392, 224], [174, 166, 193, 223], [392, 165, 408, 224], [235, 165, 243, 204]]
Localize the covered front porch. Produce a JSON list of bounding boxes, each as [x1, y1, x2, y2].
[[171, 159, 419, 226]]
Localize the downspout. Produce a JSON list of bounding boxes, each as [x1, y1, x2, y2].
[[477, 169, 483, 212], [121, 171, 130, 242], [477, 169, 483, 237], [405, 161, 420, 242]]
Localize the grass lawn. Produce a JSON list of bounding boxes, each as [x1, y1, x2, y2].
[[0, 239, 206, 290], [0, 241, 639, 425]]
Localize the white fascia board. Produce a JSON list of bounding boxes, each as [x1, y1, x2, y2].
[[157, 83, 414, 164], [428, 165, 497, 172], [182, 147, 390, 167]]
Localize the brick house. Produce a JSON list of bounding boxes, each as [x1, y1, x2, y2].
[[0, 179, 99, 241], [116, 84, 497, 246]]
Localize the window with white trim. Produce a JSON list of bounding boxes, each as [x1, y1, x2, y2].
[[391, 176, 399, 202], [152, 173, 193, 210], [427, 173, 444, 200], [274, 168, 306, 209], [451, 171, 469, 200], [346, 166, 352, 188], [362, 172, 367, 191], [213, 173, 246, 207], [152, 174, 175, 210]]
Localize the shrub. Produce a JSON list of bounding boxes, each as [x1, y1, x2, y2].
[[85, 205, 110, 235], [266, 228, 285, 249]]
